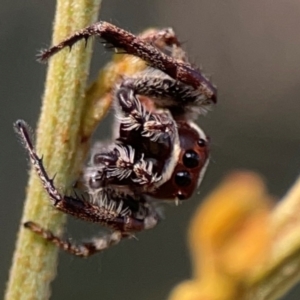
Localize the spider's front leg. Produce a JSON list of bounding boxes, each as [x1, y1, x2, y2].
[[14, 120, 159, 257], [37, 21, 217, 103]]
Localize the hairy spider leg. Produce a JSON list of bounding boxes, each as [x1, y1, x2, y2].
[[118, 71, 213, 118], [37, 21, 217, 103], [14, 120, 159, 257], [24, 221, 124, 257]]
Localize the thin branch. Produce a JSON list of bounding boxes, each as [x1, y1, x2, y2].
[[5, 0, 102, 299]]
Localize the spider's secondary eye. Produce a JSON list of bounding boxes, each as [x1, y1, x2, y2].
[[176, 191, 187, 200], [175, 171, 192, 187], [197, 138, 206, 147], [183, 150, 200, 168]]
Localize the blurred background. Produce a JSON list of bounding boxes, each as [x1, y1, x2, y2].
[[1, 0, 300, 299]]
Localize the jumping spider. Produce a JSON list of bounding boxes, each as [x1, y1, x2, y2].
[[14, 21, 216, 257]]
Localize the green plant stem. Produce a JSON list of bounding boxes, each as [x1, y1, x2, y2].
[[5, 0, 102, 299]]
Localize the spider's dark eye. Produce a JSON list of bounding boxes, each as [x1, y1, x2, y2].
[[183, 150, 200, 168], [176, 191, 187, 200], [197, 138, 206, 147], [175, 171, 192, 187]]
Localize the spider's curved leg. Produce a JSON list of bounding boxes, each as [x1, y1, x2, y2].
[[23, 190, 159, 258], [37, 21, 216, 103], [119, 71, 214, 119], [14, 120, 159, 257], [23, 195, 158, 257], [24, 221, 125, 257]]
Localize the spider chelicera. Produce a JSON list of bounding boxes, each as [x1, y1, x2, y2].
[[14, 21, 216, 257]]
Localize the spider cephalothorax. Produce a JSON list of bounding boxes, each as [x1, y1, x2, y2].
[[15, 21, 216, 257]]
